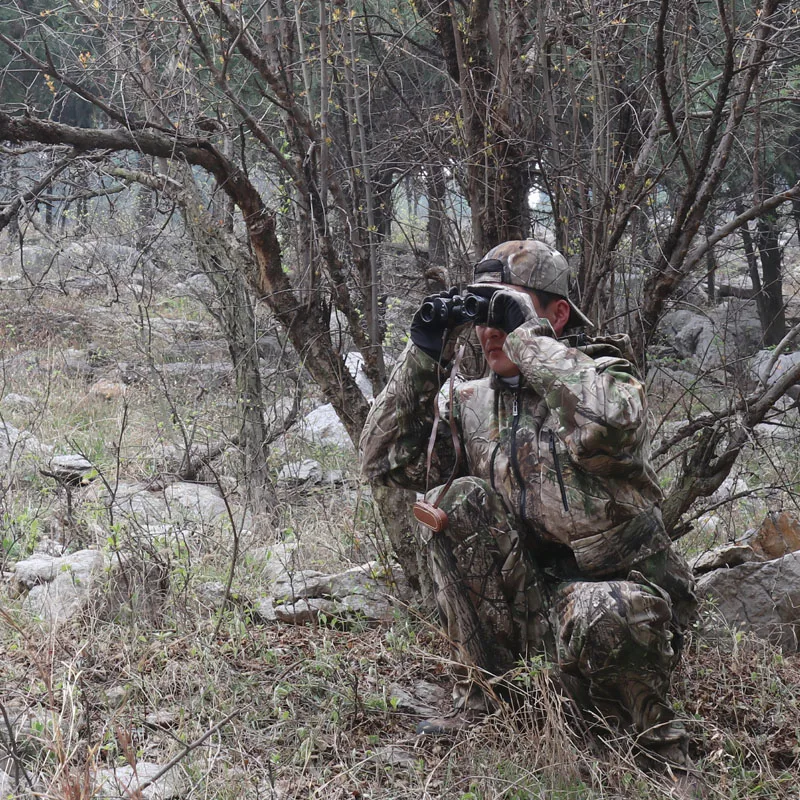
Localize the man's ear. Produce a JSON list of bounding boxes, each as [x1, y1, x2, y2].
[[550, 299, 571, 336]]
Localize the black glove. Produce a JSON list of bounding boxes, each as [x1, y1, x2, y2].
[[410, 287, 463, 362], [467, 286, 538, 334]]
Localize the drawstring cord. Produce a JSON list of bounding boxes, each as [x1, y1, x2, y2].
[[414, 339, 466, 531], [550, 430, 570, 512]]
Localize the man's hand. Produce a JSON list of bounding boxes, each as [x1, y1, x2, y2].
[[468, 286, 539, 334], [410, 287, 465, 362]]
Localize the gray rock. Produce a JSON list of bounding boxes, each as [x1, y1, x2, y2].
[[326, 561, 395, 598], [255, 596, 277, 621], [13, 548, 168, 627], [692, 544, 761, 574], [289, 354, 373, 451], [708, 475, 748, 506], [0, 422, 52, 473], [661, 300, 763, 371], [101, 482, 171, 524], [696, 551, 800, 650], [94, 762, 185, 799], [98, 481, 248, 530], [0, 769, 12, 795], [269, 562, 403, 624], [694, 513, 724, 540], [15, 550, 107, 625], [248, 541, 300, 584], [1, 392, 36, 412], [345, 352, 374, 400], [13, 550, 102, 591], [713, 300, 763, 363], [272, 561, 393, 602], [49, 454, 95, 485], [273, 597, 340, 625], [660, 309, 720, 368], [338, 592, 393, 621], [272, 591, 392, 625], [751, 349, 800, 401], [271, 569, 329, 601], [297, 403, 353, 450], [163, 482, 230, 525], [277, 459, 323, 485], [196, 580, 228, 608]]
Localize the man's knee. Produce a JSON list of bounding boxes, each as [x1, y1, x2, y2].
[[422, 476, 512, 540], [425, 476, 491, 513], [558, 580, 674, 670]]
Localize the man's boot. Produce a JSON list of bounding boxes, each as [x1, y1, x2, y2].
[[416, 678, 495, 736], [415, 708, 487, 735]]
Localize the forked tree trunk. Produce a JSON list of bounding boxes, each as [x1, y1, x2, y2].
[[756, 213, 785, 346], [371, 484, 431, 603], [183, 183, 277, 510]]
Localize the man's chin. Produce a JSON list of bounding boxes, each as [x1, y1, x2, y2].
[[487, 357, 519, 378]]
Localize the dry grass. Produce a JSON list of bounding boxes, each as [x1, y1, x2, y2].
[[2, 232, 800, 799], [5, 585, 800, 800]]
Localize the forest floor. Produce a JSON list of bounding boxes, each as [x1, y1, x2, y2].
[[1, 232, 800, 799]]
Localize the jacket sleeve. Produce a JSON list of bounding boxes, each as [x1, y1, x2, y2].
[[503, 321, 649, 476], [359, 341, 460, 492]]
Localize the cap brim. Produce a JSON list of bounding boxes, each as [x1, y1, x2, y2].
[[567, 300, 594, 329]]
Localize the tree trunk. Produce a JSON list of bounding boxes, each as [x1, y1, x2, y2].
[[183, 182, 277, 510], [135, 154, 156, 248], [427, 165, 448, 270], [704, 219, 716, 304], [756, 212, 785, 346], [371, 484, 432, 604]]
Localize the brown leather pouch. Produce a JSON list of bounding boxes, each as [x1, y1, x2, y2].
[[413, 500, 449, 532]]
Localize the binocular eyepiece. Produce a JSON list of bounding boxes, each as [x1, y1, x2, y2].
[[419, 292, 490, 327]]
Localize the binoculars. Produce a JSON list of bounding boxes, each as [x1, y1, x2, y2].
[[419, 292, 490, 327]]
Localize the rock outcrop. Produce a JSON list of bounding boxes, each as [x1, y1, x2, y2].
[[694, 511, 800, 650]]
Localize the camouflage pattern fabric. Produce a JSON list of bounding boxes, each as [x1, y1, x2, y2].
[[423, 476, 686, 745], [361, 320, 677, 577], [359, 321, 696, 745]]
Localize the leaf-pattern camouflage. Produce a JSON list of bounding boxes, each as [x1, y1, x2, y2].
[[361, 321, 676, 577], [420, 475, 687, 745], [360, 322, 696, 746]]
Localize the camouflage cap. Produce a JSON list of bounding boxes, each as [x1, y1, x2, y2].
[[472, 240, 593, 329]]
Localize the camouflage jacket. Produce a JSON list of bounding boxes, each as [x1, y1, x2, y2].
[[360, 320, 676, 580]]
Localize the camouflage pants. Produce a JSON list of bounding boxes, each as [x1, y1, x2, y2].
[[419, 477, 685, 747]]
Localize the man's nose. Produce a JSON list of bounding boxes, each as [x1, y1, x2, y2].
[[484, 327, 504, 341]]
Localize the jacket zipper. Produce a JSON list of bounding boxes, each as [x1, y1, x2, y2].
[[550, 430, 570, 512], [509, 383, 527, 523], [489, 391, 502, 497]]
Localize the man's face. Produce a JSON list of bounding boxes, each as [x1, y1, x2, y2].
[[475, 286, 560, 378]]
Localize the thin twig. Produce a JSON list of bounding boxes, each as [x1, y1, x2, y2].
[[131, 708, 244, 794]]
